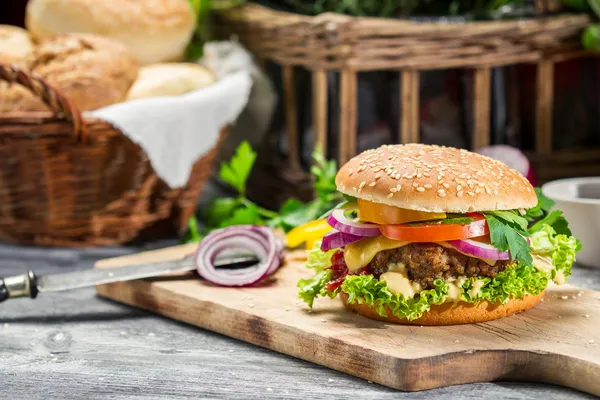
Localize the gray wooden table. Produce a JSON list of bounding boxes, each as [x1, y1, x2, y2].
[[1, 242, 598, 400]]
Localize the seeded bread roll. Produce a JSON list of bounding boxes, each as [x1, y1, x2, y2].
[[26, 0, 196, 65], [335, 144, 537, 213]]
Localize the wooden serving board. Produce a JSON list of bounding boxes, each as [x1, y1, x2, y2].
[[95, 244, 600, 395]]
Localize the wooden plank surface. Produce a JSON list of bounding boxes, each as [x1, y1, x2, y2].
[[95, 245, 600, 396], [0, 241, 597, 399]]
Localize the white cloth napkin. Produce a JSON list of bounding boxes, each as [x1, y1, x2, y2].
[[88, 71, 252, 188]]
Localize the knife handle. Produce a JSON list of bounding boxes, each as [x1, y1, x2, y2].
[[0, 271, 38, 303]]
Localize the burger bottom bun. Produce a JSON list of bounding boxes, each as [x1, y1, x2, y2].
[[340, 291, 545, 326]]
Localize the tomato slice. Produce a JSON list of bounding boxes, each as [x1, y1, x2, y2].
[[380, 214, 489, 242], [357, 199, 446, 225]]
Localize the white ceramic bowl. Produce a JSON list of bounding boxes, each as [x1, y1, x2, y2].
[[542, 177, 600, 268]]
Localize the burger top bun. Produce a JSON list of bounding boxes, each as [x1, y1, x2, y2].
[[335, 144, 537, 213], [26, 0, 196, 65], [0, 25, 34, 66]]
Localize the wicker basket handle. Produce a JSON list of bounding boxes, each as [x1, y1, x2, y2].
[[0, 64, 88, 143]]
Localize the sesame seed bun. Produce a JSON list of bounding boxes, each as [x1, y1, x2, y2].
[[335, 144, 537, 213], [340, 291, 545, 326]]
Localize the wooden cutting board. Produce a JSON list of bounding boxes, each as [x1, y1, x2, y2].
[[95, 244, 600, 396]]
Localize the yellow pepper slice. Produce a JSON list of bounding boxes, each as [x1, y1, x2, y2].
[[286, 219, 332, 249]]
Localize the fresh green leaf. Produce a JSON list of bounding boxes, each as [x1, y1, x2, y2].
[[219, 141, 256, 196], [530, 224, 580, 283], [202, 198, 240, 228], [298, 270, 333, 308], [529, 210, 572, 236], [184, 215, 204, 243], [524, 188, 555, 222], [486, 210, 528, 232], [219, 203, 263, 228], [484, 214, 532, 266], [311, 145, 338, 200]]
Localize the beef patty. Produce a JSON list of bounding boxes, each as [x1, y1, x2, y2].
[[369, 243, 511, 289]]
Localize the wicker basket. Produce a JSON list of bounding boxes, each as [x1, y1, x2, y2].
[[216, 4, 597, 197], [0, 65, 225, 247]]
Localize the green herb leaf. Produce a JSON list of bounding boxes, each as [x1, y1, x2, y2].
[[486, 210, 529, 233], [219, 141, 256, 196], [524, 188, 555, 222], [203, 198, 240, 228], [219, 203, 263, 228], [311, 145, 338, 200], [529, 210, 572, 237], [184, 215, 204, 243], [484, 214, 532, 266]]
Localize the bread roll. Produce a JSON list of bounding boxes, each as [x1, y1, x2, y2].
[[26, 0, 197, 65], [0, 25, 34, 67], [126, 63, 216, 101], [0, 33, 139, 113]]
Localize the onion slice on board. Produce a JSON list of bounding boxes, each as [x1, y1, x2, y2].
[[195, 225, 284, 287], [327, 208, 381, 237], [320, 229, 365, 252], [446, 238, 510, 261]]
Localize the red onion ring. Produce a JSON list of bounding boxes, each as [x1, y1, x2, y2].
[[446, 239, 510, 261], [320, 229, 365, 251], [327, 208, 381, 237], [195, 225, 284, 287]]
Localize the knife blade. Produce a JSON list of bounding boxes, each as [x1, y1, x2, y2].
[[0, 252, 259, 303]]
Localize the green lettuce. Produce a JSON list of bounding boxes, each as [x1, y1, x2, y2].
[[341, 275, 447, 321], [530, 224, 581, 282], [297, 243, 336, 307]]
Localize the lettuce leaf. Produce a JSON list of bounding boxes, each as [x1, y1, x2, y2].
[[341, 275, 447, 321], [530, 224, 580, 282], [297, 242, 336, 307]]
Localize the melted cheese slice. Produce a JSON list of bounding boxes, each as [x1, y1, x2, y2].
[[380, 271, 422, 299], [343, 236, 409, 272]]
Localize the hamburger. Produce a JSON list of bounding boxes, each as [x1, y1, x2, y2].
[[298, 144, 580, 325]]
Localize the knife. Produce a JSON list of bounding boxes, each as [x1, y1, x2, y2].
[[0, 252, 259, 303]]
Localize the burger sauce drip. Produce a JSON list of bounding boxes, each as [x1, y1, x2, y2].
[[325, 250, 369, 292]]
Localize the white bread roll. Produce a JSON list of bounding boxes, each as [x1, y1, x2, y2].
[[126, 63, 216, 101], [0, 25, 34, 66], [26, 0, 197, 65]]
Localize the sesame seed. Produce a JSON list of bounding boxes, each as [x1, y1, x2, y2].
[[417, 187, 425, 192], [417, 173, 423, 178], [390, 188, 397, 193], [424, 184, 432, 189], [467, 191, 475, 197], [369, 182, 376, 187], [438, 175, 443, 180], [485, 188, 492, 194], [359, 181, 366, 189], [457, 185, 463, 191], [457, 191, 463, 197], [590, 340, 595, 344], [437, 190, 446, 197], [412, 182, 418, 187], [423, 173, 430, 177], [585, 314, 590, 318], [442, 183, 450, 188], [387, 193, 394, 198], [375, 174, 381, 180]]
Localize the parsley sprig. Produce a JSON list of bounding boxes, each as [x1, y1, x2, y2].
[[185, 142, 345, 242]]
